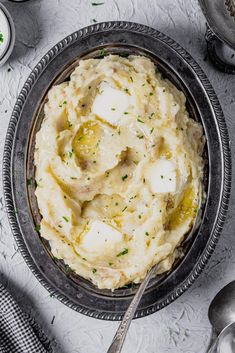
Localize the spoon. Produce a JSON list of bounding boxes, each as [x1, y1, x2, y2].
[[208, 322, 235, 353], [208, 281, 235, 352], [106, 205, 201, 353], [209, 281, 235, 335], [106, 263, 159, 353]]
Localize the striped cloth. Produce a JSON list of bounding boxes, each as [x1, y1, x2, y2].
[[0, 283, 52, 353]]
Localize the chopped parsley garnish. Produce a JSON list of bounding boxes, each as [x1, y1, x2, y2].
[[123, 112, 129, 115], [130, 76, 133, 82], [92, 268, 97, 274], [91, 1, 104, 5], [111, 107, 116, 111], [62, 216, 69, 222], [27, 177, 33, 186], [63, 100, 67, 105], [115, 202, 119, 206], [68, 151, 73, 158], [92, 18, 97, 23], [67, 120, 73, 128], [145, 232, 149, 236], [137, 118, 144, 123], [117, 248, 128, 257], [105, 171, 110, 177], [64, 264, 72, 274], [0, 33, 3, 43], [137, 134, 144, 139], [99, 48, 106, 57], [161, 175, 164, 179], [108, 262, 113, 266], [149, 92, 153, 96], [122, 206, 127, 212], [124, 88, 129, 94], [138, 215, 142, 219], [93, 160, 97, 163], [121, 174, 128, 181], [150, 127, 154, 134], [35, 224, 41, 232]]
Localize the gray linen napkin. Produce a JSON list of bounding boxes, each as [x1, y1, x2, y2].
[[0, 283, 52, 353]]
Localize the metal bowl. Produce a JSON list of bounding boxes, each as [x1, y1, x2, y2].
[[3, 21, 231, 320]]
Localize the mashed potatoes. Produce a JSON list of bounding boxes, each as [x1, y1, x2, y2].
[[34, 55, 204, 290]]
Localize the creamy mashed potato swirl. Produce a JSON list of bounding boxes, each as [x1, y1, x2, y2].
[[34, 55, 204, 290]]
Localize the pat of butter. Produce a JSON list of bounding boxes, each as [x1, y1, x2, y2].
[[146, 159, 177, 193], [91, 83, 130, 126], [81, 220, 123, 253]]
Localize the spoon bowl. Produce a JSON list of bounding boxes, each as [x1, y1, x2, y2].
[[209, 281, 235, 335]]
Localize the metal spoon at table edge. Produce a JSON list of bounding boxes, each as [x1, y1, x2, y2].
[[207, 281, 235, 352], [106, 202, 202, 353]]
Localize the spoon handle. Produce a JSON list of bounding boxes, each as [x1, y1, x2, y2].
[[106, 267, 155, 353]]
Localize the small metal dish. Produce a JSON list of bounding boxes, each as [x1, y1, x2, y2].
[[199, 0, 235, 73], [0, 3, 15, 66], [3, 21, 231, 320]]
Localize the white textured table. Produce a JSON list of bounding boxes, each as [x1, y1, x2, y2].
[[0, 1, 234, 352]]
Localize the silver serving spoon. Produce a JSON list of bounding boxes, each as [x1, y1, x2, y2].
[[208, 281, 235, 352], [107, 204, 201, 353], [209, 281, 235, 335], [107, 263, 159, 353]]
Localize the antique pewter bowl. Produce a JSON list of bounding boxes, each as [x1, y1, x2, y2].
[[3, 22, 231, 320]]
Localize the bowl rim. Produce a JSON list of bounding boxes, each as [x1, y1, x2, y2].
[[2, 21, 231, 320]]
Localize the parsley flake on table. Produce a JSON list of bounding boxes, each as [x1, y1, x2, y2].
[[92, 268, 97, 274], [0, 33, 3, 44], [116, 248, 128, 257], [91, 1, 104, 5]]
